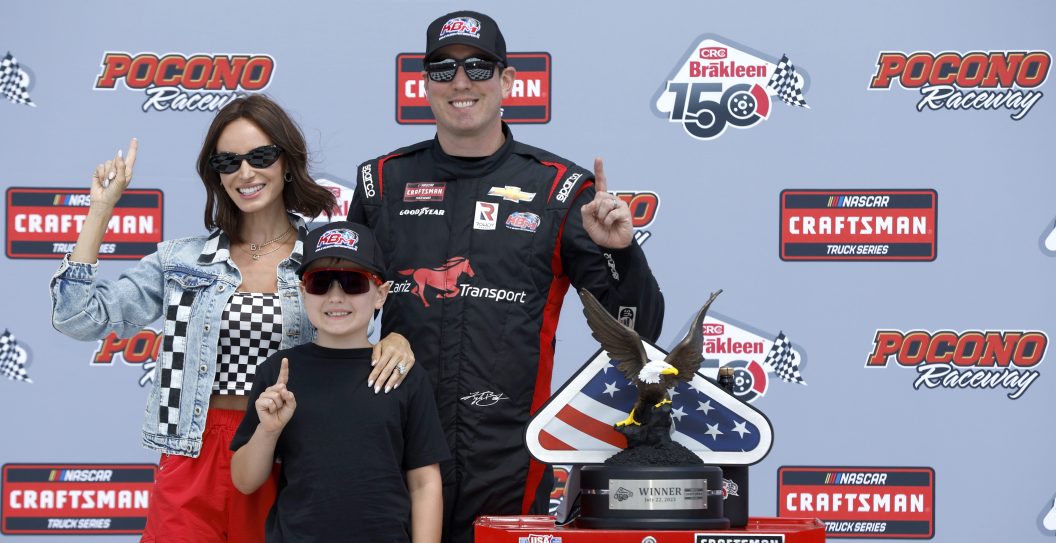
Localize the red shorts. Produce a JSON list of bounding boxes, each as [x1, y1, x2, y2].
[[141, 408, 277, 543]]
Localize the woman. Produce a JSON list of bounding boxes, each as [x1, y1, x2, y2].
[[50, 95, 413, 542]]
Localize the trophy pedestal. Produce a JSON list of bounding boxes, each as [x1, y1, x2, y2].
[[577, 465, 729, 530], [475, 515, 827, 543]]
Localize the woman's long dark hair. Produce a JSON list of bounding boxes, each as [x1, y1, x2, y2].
[[196, 94, 335, 243]]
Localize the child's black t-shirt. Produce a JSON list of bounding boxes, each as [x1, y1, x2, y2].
[[231, 342, 450, 543]]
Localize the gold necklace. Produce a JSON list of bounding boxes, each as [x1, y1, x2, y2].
[[242, 228, 293, 261], [247, 224, 293, 251]]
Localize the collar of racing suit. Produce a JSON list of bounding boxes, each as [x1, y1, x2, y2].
[[430, 122, 515, 180]]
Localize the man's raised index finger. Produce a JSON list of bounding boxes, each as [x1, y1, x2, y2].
[[593, 157, 608, 194]]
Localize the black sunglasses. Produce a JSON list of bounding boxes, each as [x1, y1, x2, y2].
[[302, 268, 383, 296], [425, 57, 501, 82], [208, 145, 283, 174]]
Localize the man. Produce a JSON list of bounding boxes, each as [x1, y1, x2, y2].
[[349, 10, 664, 542]]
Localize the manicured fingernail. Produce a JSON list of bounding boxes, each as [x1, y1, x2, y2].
[[118, 149, 123, 158], [385, 386, 391, 394], [367, 380, 374, 388], [374, 385, 380, 394], [371, 359, 377, 367], [394, 383, 400, 390], [107, 171, 116, 181]]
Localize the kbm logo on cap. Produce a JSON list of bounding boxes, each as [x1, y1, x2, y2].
[[439, 17, 481, 40], [317, 228, 359, 251]]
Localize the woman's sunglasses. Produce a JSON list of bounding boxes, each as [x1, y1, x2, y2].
[[208, 145, 283, 174], [301, 268, 383, 295], [425, 57, 501, 82]]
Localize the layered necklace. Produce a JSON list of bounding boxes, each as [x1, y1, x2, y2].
[[242, 224, 293, 261]]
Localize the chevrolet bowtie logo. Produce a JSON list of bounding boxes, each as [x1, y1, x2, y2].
[[488, 185, 536, 203]]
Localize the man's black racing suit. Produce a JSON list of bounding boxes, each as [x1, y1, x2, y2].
[[348, 125, 664, 543]]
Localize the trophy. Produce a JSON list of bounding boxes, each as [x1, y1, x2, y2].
[[574, 289, 729, 529]]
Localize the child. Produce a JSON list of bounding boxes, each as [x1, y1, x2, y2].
[[230, 221, 448, 543]]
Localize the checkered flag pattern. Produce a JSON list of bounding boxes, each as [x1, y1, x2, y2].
[[158, 290, 196, 435], [214, 293, 283, 395], [0, 53, 35, 107], [763, 332, 805, 384], [766, 54, 808, 109], [0, 330, 32, 383]]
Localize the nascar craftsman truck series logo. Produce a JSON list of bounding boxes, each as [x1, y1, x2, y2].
[[778, 466, 934, 539], [868, 50, 1050, 120], [654, 35, 810, 140], [6, 187, 163, 259], [94, 52, 275, 112], [2, 464, 156, 535], [780, 189, 937, 261]]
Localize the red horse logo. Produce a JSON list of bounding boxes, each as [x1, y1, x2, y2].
[[398, 257, 475, 307]]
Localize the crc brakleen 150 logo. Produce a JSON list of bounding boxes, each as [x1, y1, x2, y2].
[[1, 464, 156, 535], [396, 53, 551, 123], [778, 466, 934, 539], [6, 187, 163, 259], [780, 189, 937, 261], [868, 50, 1050, 120], [867, 329, 1047, 399], [94, 52, 275, 112], [653, 35, 809, 140]]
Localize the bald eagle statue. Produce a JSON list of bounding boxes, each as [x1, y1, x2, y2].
[[579, 288, 722, 429]]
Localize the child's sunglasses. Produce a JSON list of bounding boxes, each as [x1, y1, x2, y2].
[[425, 57, 500, 82], [301, 268, 383, 295], [208, 145, 283, 174]]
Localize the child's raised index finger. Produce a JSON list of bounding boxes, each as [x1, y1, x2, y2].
[[277, 357, 289, 386]]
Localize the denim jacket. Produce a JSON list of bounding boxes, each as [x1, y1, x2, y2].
[[50, 216, 314, 457]]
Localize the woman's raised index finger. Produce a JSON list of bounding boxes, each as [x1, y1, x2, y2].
[[125, 138, 138, 170]]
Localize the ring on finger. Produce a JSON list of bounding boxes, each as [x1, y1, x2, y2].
[[396, 363, 407, 375]]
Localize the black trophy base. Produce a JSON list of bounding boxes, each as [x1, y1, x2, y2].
[[577, 465, 731, 530]]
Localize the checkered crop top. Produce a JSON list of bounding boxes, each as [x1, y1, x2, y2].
[[213, 292, 284, 395]]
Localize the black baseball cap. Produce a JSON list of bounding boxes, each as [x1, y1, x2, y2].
[[424, 10, 507, 64], [297, 221, 386, 280]]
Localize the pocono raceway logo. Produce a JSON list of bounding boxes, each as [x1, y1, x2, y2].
[[1, 464, 155, 535], [91, 328, 162, 387], [653, 35, 810, 140], [778, 466, 935, 539], [868, 50, 1050, 120], [6, 187, 163, 259], [867, 329, 1047, 399], [94, 52, 275, 112], [396, 52, 551, 123], [780, 190, 937, 261]]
